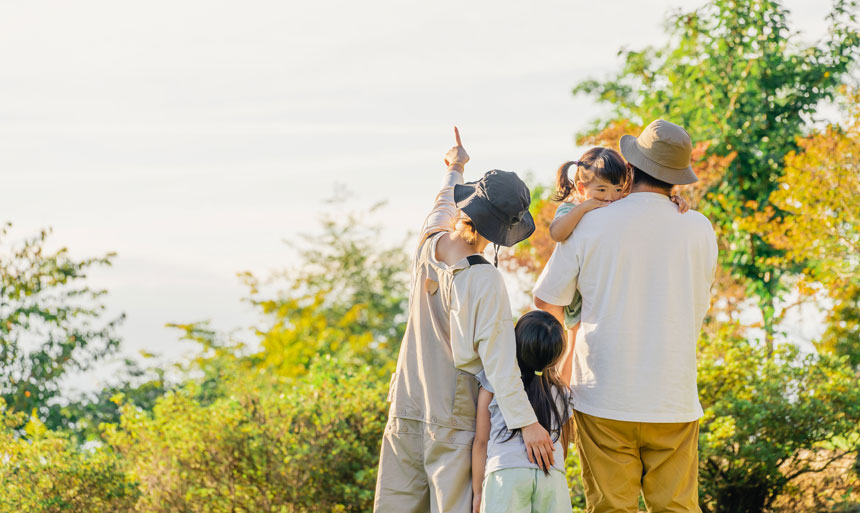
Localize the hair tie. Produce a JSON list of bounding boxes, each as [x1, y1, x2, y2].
[[534, 370, 543, 376], [572, 160, 581, 166]]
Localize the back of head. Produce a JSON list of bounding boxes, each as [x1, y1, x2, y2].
[[631, 165, 674, 193], [505, 310, 570, 456]]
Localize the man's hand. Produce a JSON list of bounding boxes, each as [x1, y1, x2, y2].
[[521, 421, 554, 471], [444, 126, 469, 172]]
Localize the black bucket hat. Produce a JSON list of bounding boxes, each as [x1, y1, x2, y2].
[[453, 169, 535, 247]]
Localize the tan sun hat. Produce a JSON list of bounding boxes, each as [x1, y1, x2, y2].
[[619, 119, 698, 185]]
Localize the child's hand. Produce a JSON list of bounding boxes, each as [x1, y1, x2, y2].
[[670, 194, 690, 213], [472, 491, 481, 513], [581, 197, 612, 212], [444, 126, 469, 172]]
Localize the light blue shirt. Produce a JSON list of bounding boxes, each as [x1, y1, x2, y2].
[[476, 371, 570, 475]]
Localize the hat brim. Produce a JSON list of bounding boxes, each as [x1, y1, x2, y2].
[[454, 183, 535, 247], [619, 134, 698, 185]]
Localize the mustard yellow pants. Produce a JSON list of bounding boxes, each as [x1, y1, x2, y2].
[[373, 417, 475, 513], [573, 410, 702, 513]]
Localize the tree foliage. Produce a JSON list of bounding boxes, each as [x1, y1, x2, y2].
[[0, 224, 123, 429], [240, 203, 409, 378], [574, 0, 860, 346], [0, 402, 139, 512], [103, 357, 387, 513], [744, 87, 860, 367], [697, 323, 860, 513]]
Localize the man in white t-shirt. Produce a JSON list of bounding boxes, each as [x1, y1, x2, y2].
[[533, 119, 718, 513]]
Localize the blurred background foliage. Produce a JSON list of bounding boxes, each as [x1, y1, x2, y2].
[[1, 0, 859, 512]]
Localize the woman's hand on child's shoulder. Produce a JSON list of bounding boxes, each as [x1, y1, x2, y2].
[[670, 194, 690, 214]]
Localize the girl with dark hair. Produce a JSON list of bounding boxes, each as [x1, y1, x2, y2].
[[471, 310, 574, 513], [548, 149, 689, 351]]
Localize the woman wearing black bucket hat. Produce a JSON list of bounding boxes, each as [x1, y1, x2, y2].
[[373, 128, 553, 513]]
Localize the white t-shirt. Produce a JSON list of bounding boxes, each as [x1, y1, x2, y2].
[[533, 192, 718, 423]]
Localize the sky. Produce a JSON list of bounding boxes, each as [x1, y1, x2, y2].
[[0, 0, 834, 392]]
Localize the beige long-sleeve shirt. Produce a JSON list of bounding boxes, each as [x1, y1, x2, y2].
[[387, 170, 537, 431]]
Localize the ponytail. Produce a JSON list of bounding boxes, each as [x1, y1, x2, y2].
[[502, 310, 571, 475], [552, 161, 579, 202], [622, 162, 634, 195]]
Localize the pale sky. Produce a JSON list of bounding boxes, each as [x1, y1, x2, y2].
[[0, 1, 831, 391]]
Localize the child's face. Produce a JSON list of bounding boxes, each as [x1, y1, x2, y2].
[[577, 176, 625, 202]]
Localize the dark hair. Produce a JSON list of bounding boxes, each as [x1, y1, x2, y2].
[[552, 147, 632, 201], [504, 310, 571, 473], [631, 165, 674, 192]]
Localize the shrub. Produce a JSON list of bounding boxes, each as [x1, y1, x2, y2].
[[697, 323, 860, 513], [105, 356, 387, 512], [0, 403, 138, 513]]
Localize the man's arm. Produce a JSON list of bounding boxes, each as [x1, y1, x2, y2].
[[533, 237, 581, 311]]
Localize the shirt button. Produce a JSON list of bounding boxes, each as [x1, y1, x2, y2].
[[402, 425, 408, 433], [431, 416, 437, 423], [452, 419, 458, 426]]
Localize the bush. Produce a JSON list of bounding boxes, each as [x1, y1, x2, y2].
[[0, 403, 138, 513], [105, 356, 388, 513], [697, 323, 860, 513]]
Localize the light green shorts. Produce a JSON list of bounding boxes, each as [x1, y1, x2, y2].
[[480, 468, 572, 513]]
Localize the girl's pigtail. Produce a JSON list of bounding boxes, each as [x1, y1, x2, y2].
[[623, 162, 635, 195], [552, 161, 579, 202]]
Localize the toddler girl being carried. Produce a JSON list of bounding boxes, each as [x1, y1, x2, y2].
[[549, 148, 688, 341]]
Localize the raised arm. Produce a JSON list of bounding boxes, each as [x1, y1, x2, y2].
[[418, 127, 470, 245]]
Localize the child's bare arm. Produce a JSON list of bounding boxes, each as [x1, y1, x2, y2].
[[549, 199, 611, 242], [472, 388, 492, 513], [559, 323, 578, 386]]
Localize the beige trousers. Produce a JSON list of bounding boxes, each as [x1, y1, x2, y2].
[[374, 417, 475, 513], [574, 410, 702, 513]]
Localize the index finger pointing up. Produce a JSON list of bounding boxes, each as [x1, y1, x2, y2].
[[454, 126, 463, 147]]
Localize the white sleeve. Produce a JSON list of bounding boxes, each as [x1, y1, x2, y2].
[[451, 268, 538, 429], [533, 238, 581, 307]]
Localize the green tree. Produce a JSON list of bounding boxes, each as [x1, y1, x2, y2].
[[697, 323, 860, 513], [241, 203, 409, 377], [744, 87, 860, 368], [574, 0, 860, 349], [56, 358, 169, 442], [0, 224, 124, 429]]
